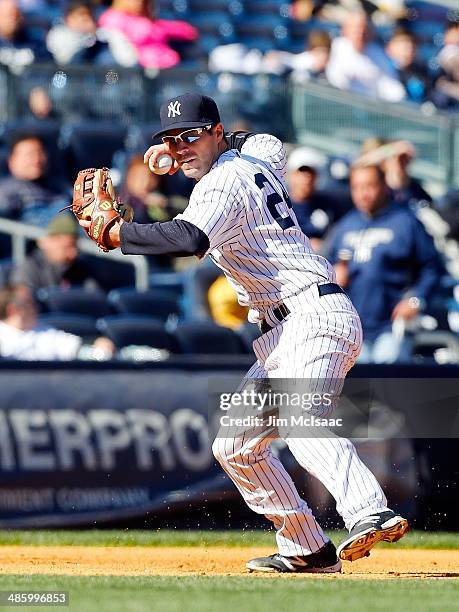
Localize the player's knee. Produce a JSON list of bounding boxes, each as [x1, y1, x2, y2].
[[212, 437, 240, 466], [211, 437, 228, 465]]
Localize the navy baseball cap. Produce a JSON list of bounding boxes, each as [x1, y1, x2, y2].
[[152, 92, 221, 139]]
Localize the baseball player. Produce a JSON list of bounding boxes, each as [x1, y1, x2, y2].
[[78, 92, 409, 572]]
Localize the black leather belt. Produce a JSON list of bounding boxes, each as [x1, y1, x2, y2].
[[259, 283, 344, 334]]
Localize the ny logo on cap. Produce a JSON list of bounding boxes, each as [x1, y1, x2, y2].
[[167, 101, 181, 118]]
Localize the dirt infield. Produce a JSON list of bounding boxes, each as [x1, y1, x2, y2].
[[0, 546, 457, 579]]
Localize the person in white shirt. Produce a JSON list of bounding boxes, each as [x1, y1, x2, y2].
[[326, 11, 406, 102], [263, 30, 331, 83], [0, 287, 114, 361]]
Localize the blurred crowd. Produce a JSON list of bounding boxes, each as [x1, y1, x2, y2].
[[0, 0, 459, 109], [0, 0, 458, 364]]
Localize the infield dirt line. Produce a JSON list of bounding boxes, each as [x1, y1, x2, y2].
[[0, 547, 458, 579]]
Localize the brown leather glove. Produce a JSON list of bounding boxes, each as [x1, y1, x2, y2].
[[72, 167, 133, 252]]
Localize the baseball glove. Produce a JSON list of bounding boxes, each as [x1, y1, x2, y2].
[[71, 167, 133, 252]]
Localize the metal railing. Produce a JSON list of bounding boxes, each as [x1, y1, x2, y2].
[[291, 80, 457, 190], [0, 218, 150, 291]]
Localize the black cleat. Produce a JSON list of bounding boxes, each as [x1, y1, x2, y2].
[[246, 541, 342, 573], [337, 510, 409, 562]]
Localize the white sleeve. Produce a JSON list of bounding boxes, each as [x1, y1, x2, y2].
[[240, 133, 287, 179], [175, 169, 243, 253], [376, 75, 406, 102], [37, 329, 82, 360], [326, 48, 351, 90]]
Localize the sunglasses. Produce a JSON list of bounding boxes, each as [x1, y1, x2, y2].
[[162, 125, 213, 145]]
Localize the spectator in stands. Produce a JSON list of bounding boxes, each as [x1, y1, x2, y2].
[[291, 0, 406, 23], [27, 87, 56, 120], [434, 20, 459, 109], [47, 1, 136, 66], [0, 286, 115, 360], [98, 0, 198, 69], [0, 133, 68, 226], [326, 11, 406, 102], [386, 28, 432, 104], [0, 0, 50, 69], [11, 214, 101, 291], [287, 147, 349, 252], [355, 137, 432, 209], [263, 30, 331, 82], [120, 155, 177, 224], [208, 275, 248, 330], [327, 165, 443, 363]]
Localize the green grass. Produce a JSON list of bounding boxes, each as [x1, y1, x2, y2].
[[0, 575, 457, 612], [0, 529, 457, 549]]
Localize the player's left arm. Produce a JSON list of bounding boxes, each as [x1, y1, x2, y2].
[[119, 218, 209, 257]]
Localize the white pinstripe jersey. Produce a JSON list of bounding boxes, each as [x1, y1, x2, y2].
[[175, 134, 336, 313]]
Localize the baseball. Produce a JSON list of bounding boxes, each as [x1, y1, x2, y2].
[[149, 153, 173, 175]]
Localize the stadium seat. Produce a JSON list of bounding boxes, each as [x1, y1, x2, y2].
[[96, 316, 178, 351], [173, 322, 246, 354], [236, 16, 290, 42], [189, 0, 231, 10], [63, 122, 128, 178], [38, 287, 112, 318], [411, 331, 459, 364], [244, 0, 290, 17], [38, 314, 98, 340], [194, 33, 221, 54], [237, 322, 260, 352], [108, 288, 181, 321], [149, 271, 185, 298], [182, 262, 221, 321]]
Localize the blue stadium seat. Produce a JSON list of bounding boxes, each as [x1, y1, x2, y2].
[[405, 1, 448, 21], [182, 262, 221, 321], [149, 271, 185, 298], [244, 0, 290, 17], [38, 287, 112, 318], [39, 314, 98, 340], [63, 122, 127, 178], [97, 316, 178, 350], [237, 322, 260, 352], [108, 288, 181, 321], [189, 0, 232, 11], [235, 16, 290, 51], [173, 322, 246, 354], [196, 34, 221, 54], [159, 0, 189, 15], [187, 14, 235, 44], [236, 15, 289, 38]]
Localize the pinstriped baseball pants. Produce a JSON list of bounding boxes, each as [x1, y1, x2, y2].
[[212, 285, 389, 556]]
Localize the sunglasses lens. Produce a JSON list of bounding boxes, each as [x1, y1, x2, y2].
[[181, 130, 201, 143], [183, 135, 201, 143], [162, 136, 175, 144]]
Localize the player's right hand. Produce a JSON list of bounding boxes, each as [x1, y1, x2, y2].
[[144, 143, 181, 175]]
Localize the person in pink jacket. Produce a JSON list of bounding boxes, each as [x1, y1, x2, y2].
[[99, 0, 198, 69]]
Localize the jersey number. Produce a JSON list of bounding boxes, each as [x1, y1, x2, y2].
[[254, 173, 295, 230]]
